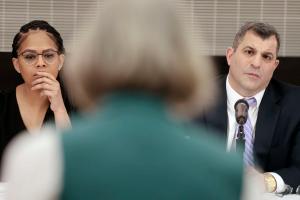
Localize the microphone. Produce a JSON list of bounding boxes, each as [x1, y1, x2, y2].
[[234, 99, 249, 148], [234, 99, 249, 125]]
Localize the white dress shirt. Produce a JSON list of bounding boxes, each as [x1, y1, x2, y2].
[[226, 76, 264, 152], [226, 76, 285, 193]]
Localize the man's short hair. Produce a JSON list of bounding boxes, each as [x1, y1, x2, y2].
[[232, 22, 280, 55]]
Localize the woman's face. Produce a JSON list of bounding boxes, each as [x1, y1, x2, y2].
[[12, 30, 64, 86]]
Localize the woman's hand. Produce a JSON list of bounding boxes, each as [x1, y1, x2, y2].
[[31, 71, 71, 128], [31, 71, 65, 112]]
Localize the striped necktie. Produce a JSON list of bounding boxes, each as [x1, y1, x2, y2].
[[242, 97, 257, 166]]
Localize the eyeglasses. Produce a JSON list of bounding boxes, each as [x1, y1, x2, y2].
[[18, 50, 59, 65]]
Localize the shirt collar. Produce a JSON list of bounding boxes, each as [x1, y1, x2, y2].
[[226, 75, 265, 109]]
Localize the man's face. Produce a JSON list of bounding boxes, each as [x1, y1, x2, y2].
[[226, 31, 279, 97]]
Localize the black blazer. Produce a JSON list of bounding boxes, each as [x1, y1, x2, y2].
[[196, 75, 300, 190]]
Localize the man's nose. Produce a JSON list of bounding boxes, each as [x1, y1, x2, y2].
[[251, 55, 262, 68]]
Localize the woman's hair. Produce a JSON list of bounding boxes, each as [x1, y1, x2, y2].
[[64, 0, 216, 117], [12, 20, 65, 58]]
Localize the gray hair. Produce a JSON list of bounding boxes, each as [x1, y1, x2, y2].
[[64, 0, 216, 117]]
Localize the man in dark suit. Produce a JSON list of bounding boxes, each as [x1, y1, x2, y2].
[[196, 22, 300, 193]]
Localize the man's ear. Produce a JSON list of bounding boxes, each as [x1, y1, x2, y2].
[[226, 47, 234, 66], [58, 54, 65, 71], [12, 58, 21, 73], [274, 59, 279, 69]]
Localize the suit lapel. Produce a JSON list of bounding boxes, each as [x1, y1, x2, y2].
[[254, 80, 281, 168]]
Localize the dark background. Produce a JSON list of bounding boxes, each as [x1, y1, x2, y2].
[[0, 52, 299, 92]]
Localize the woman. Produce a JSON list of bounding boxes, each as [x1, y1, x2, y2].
[[0, 20, 72, 164], [2, 0, 243, 199]]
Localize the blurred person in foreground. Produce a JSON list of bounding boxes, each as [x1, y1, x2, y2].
[[195, 21, 300, 194], [2, 0, 244, 199], [0, 20, 72, 168]]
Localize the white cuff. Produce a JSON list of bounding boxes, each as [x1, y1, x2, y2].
[[270, 172, 285, 193]]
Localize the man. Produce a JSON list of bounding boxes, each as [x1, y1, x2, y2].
[[196, 22, 300, 193]]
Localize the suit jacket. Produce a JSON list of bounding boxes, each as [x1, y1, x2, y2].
[[196, 75, 300, 190], [60, 91, 243, 200]]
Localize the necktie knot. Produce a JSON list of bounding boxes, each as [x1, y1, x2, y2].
[[245, 97, 257, 107]]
